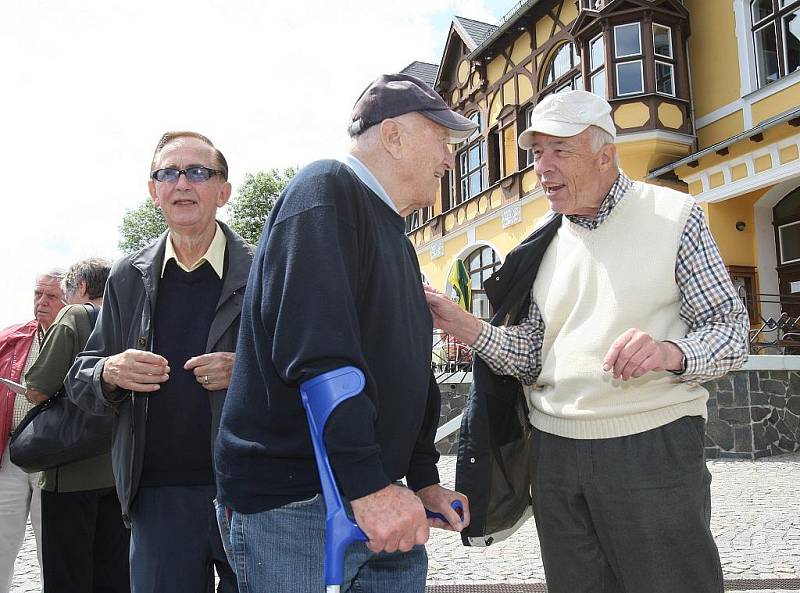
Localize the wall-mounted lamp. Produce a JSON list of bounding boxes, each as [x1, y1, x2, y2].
[[735, 220, 746, 232]]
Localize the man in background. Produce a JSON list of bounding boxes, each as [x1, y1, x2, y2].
[[25, 258, 129, 593], [0, 270, 65, 592]]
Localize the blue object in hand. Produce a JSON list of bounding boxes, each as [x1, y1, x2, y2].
[[425, 499, 464, 524], [300, 367, 368, 591], [300, 367, 465, 592]]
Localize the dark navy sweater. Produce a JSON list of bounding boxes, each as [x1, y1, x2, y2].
[[215, 159, 441, 513], [141, 260, 222, 487]]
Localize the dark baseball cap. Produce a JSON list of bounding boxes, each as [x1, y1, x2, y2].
[[348, 73, 477, 142]]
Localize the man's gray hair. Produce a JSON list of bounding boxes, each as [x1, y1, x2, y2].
[[63, 258, 112, 301], [37, 268, 66, 283], [587, 125, 620, 167], [351, 121, 382, 150]]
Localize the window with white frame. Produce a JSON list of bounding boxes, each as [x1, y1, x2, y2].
[[450, 112, 487, 209], [589, 34, 606, 97], [751, 0, 800, 87], [525, 105, 535, 166], [466, 246, 501, 320], [614, 23, 644, 95], [541, 42, 583, 94], [653, 23, 676, 96], [404, 206, 432, 233]]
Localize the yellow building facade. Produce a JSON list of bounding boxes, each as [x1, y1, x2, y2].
[[404, 0, 800, 328]]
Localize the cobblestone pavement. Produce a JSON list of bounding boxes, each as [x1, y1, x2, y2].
[[11, 520, 39, 593], [426, 453, 800, 590], [10, 453, 800, 592]]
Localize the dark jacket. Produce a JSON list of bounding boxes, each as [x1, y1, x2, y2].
[[216, 160, 440, 513], [66, 222, 253, 523], [455, 213, 562, 546]]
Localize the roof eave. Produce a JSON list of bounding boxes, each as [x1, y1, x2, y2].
[[452, 17, 480, 52], [465, 0, 542, 61], [647, 106, 800, 180]]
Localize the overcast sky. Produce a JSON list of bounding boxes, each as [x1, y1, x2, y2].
[[0, 0, 510, 329]]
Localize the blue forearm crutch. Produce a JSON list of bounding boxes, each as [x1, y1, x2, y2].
[[300, 367, 368, 593], [300, 366, 463, 593]]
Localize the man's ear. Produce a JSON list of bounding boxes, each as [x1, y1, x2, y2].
[[379, 119, 404, 160], [216, 182, 232, 208], [148, 180, 161, 209], [78, 280, 89, 301], [598, 143, 617, 172]]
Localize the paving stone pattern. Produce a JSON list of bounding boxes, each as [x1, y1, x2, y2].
[[425, 453, 800, 586], [706, 370, 800, 459]]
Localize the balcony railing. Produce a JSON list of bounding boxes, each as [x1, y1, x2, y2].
[[432, 330, 473, 383], [749, 293, 800, 355]]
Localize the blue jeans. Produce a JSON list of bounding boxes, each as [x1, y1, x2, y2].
[[216, 494, 427, 593]]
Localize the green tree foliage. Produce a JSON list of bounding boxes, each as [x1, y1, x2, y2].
[[227, 168, 296, 245], [118, 199, 167, 254]]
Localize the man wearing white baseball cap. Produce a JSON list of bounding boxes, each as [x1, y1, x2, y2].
[[426, 90, 749, 592]]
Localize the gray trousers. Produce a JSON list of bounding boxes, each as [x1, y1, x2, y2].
[[530, 416, 724, 593]]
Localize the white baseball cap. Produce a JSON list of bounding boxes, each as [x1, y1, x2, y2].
[[518, 90, 616, 150]]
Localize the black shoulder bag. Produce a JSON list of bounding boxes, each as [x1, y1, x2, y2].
[[9, 304, 113, 473]]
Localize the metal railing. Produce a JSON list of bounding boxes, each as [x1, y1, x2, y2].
[[432, 330, 471, 444], [746, 293, 800, 355], [432, 329, 473, 383]]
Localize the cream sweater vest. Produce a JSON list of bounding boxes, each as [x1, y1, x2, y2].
[[525, 182, 708, 439]]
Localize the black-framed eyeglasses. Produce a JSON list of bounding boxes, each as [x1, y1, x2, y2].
[[150, 166, 223, 183]]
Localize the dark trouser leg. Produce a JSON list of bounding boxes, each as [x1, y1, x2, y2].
[[530, 428, 620, 593], [531, 417, 723, 593], [129, 485, 236, 593], [585, 416, 723, 593], [41, 488, 97, 593], [91, 488, 130, 593]]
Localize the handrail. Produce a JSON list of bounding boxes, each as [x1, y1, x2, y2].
[[747, 292, 800, 355], [435, 414, 464, 444]]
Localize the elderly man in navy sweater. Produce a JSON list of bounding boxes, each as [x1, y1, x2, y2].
[[215, 74, 474, 593]]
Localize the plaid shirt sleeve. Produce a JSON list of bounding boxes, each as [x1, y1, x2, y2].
[[471, 203, 749, 386], [670, 204, 750, 382], [471, 299, 544, 386]]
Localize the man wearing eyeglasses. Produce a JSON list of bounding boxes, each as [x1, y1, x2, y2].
[[0, 270, 65, 592], [67, 131, 253, 593]]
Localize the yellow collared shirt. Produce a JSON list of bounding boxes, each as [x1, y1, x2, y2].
[[161, 223, 227, 279]]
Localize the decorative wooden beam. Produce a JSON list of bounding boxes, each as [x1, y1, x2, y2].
[[716, 147, 729, 156], [687, 160, 699, 168], [789, 117, 800, 127], [749, 132, 764, 143]]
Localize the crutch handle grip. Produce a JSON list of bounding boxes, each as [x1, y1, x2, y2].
[[425, 499, 464, 523]]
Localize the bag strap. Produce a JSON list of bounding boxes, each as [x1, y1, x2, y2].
[[82, 303, 100, 330]]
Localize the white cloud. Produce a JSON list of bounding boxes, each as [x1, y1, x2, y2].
[[0, 0, 507, 328]]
